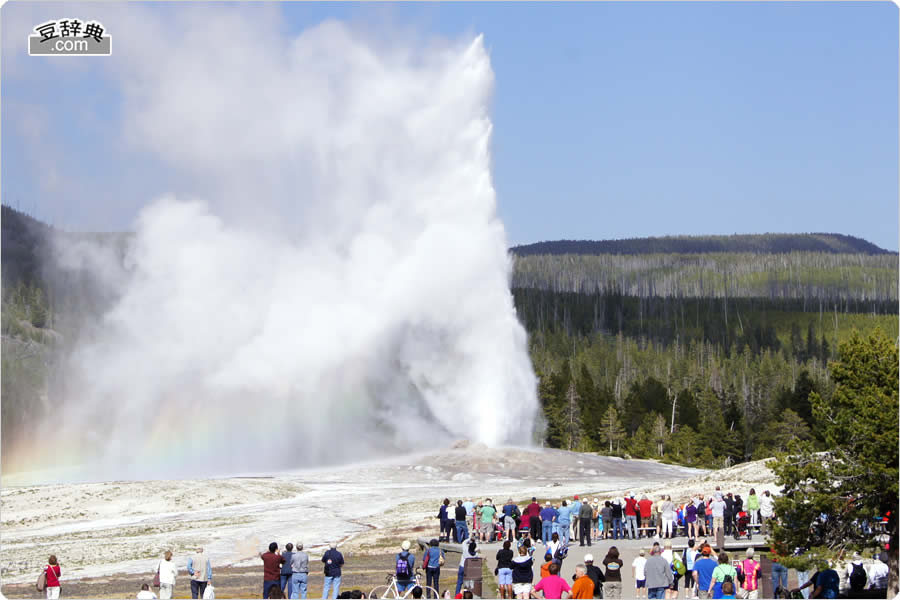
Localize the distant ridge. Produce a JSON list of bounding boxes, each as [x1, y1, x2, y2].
[[511, 233, 895, 257]]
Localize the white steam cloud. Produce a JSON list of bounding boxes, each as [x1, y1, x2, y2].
[[49, 11, 537, 479]]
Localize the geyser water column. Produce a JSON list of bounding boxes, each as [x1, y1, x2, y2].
[[28, 15, 539, 480]]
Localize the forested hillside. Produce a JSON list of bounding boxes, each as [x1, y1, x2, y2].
[[511, 233, 893, 256]]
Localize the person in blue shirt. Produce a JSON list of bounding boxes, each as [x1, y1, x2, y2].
[[463, 500, 476, 536], [812, 565, 840, 599], [693, 546, 718, 599], [556, 501, 572, 544], [571, 497, 583, 543], [395, 540, 416, 593], [187, 547, 213, 599], [539, 502, 558, 545]]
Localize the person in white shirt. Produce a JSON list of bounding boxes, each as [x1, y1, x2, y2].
[[157, 550, 178, 599], [758, 491, 775, 536], [632, 548, 648, 599], [137, 583, 158, 599], [867, 553, 889, 589]]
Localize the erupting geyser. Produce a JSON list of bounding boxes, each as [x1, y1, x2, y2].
[[18, 15, 538, 481]]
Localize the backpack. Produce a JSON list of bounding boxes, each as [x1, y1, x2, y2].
[[554, 544, 569, 561], [396, 554, 411, 578], [511, 506, 521, 520], [672, 557, 686, 576], [849, 563, 867, 591]]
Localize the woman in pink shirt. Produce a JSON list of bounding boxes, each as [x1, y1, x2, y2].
[[533, 562, 571, 599]]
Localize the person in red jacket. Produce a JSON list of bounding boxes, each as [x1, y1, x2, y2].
[[624, 494, 639, 540], [638, 496, 653, 538], [44, 555, 62, 599]]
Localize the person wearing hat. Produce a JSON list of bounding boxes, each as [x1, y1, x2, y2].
[[632, 548, 648, 599], [395, 540, 417, 594], [583, 553, 605, 597]]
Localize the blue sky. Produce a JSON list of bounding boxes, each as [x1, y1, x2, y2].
[[3, 1, 898, 250]]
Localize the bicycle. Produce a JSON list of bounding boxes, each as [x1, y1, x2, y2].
[[369, 568, 439, 599]]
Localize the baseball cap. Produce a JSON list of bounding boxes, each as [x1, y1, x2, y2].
[[584, 554, 594, 562]]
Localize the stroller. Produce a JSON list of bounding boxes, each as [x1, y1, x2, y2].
[[733, 511, 752, 540]]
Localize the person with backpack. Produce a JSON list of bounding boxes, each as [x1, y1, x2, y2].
[[681, 539, 698, 599], [502, 499, 520, 541], [578, 498, 594, 547], [41, 555, 62, 600], [424, 538, 445, 599], [707, 551, 739, 599], [395, 540, 417, 594], [495, 540, 515, 599], [811, 562, 840, 599], [736, 548, 760, 599], [846, 552, 868, 594], [661, 541, 683, 600]]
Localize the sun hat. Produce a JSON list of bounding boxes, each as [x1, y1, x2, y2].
[[401, 540, 410, 550]]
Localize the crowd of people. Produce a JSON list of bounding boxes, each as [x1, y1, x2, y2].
[[31, 488, 890, 600], [437, 490, 777, 547]]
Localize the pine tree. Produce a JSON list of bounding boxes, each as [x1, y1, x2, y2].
[[770, 330, 898, 595], [652, 413, 668, 456], [564, 381, 582, 451], [601, 405, 626, 454]]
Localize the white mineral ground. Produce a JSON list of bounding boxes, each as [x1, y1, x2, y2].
[[0, 443, 776, 584]]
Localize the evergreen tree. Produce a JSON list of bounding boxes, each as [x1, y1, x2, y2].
[[770, 330, 898, 595], [652, 413, 668, 456], [601, 405, 626, 454]]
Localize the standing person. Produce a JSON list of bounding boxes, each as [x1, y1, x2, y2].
[[502, 499, 519, 541], [395, 540, 417, 594], [438, 499, 452, 543], [685, 500, 698, 539], [736, 548, 760, 599], [611, 499, 624, 540], [556, 501, 572, 544], [540, 502, 558, 545], [655, 496, 667, 538], [591, 499, 602, 541], [187, 547, 212, 600], [682, 539, 698, 599], [43, 555, 62, 600], [533, 562, 571, 600], [280, 543, 294, 596], [710, 495, 726, 537], [638, 495, 653, 538], [693, 546, 717, 599], [455, 500, 469, 543], [602, 546, 624, 599], [694, 498, 706, 537], [770, 549, 788, 596], [624, 494, 639, 540], [495, 540, 515, 599], [584, 554, 605, 597], [745, 489, 760, 526], [290, 542, 309, 599], [259, 542, 282, 599], [645, 545, 674, 600], [456, 540, 480, 596], [661, 497, 675, 539], [707, 551, 738, 600], [480, 500, 497, 542], [661, 541, 681, 600], [526, 497, 543, 543], [810, 562, 840, 599], [424, 539, 445, 599], [632, 548, 648, 599], [758, 491, 775, 536], [571, 564, 595, 599], [511, 545, 534, 600], [463, 499, 476, 538], [157, 550, 178, 600], [569, 497, 581, 544], [723, 494, 734, 536], [321, 542, 344, 599], [578, 498, 594, 547], [601, 501, 613, 540]]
